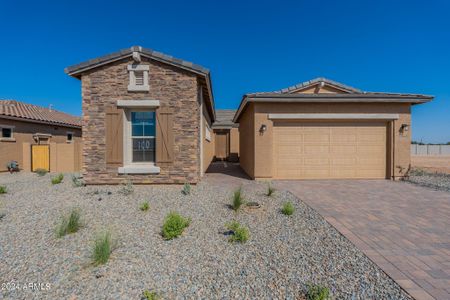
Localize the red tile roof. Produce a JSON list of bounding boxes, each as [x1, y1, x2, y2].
[[0, 100, 81, 128]]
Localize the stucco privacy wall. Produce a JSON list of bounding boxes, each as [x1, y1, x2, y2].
[[0, 119, 81, 172], [239, 102, 411, 179], [81, 56, 201, 184]]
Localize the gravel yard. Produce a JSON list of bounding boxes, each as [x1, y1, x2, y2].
[[407, 168, 450, 192], [0, 173, 411, 299]]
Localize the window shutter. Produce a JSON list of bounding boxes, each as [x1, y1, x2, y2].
[[105, 106, 123, 164], [156, 107, 174, 163]]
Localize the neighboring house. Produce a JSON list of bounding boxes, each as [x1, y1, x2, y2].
[[233, 78, 433, 180], [212, 109, 239, 162], [0, 100, 82, 172], [65, 46, 215, 184]]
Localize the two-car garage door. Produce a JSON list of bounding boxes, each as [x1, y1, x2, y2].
[[273, 121, 387, 179]]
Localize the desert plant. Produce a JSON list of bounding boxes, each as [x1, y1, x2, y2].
[[51, 173, 64, 185], [139, 201, 150, 212], [92, 231, 113, 265], [182, 182, 191, 195], [266, 182, 275, 197], [71, 175, 85, 187], [119, 179, 134, 195], [35, 168, 48, 176], [0, 186, 7, 194], [281, 201, 295, 216], [306, 284, 330, 300], [231, 186, 244, 211], [142, 290, 160, 300], [226, 221, 249, 243], [56, 208, 82, 238], [162, 212, 191, 240]]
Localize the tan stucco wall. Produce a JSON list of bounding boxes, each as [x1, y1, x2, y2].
[[238, 103, 255, 178], [229, 127, 240, 161], [0, 118, 81, 172], [202, 111, 215, 174], [238, 102, 411, 180]]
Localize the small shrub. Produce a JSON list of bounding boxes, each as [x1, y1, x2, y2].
[[162, 212, 191, 240], [139, 201, 150, 212], [56, 208, 81, 238], [226, 221, 250, 243], [35, 168, 48, 176], [92, 231, 113, 265], [281, 201, 295, 216], [306, 284, 330, 300], [142, 290, 160, 300], [266, 182, 275, 197], [182, 182, 191, 195], [51, 173, 64, 185], [0, 186, 7, 194], [119, 179, 134, 195], [231, 186, 244, 211], [71, 175, 85, 187]]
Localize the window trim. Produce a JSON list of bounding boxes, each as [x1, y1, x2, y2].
[[0, 125, 15, 142], [127, 64, 149, 92]]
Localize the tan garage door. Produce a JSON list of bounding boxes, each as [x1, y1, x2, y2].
[[273, 121, 387, 179]]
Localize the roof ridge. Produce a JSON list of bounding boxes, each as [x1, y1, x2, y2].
[[273, 77, 363, 94]]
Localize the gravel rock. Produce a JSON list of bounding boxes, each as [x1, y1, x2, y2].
[[0, 172, 412, 299], [407, 168, 450, 192]]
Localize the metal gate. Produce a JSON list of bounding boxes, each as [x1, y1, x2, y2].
[[31, 145, 50, 171]]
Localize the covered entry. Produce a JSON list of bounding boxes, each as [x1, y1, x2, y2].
[[273, 121, 387, 179]]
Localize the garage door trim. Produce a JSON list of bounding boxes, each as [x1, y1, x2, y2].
[[268, 113, 399, 120]]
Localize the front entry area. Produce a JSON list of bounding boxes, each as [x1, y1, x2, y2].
[[273, 121, 387, 179]]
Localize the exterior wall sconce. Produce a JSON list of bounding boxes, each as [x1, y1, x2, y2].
[[400, 124, 409, 135], [259, 124, 267, 135]]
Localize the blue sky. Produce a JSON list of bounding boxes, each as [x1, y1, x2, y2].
[[0, 0, 449, 143]]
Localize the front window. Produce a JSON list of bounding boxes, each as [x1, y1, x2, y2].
[[131, 111, 155, 162]]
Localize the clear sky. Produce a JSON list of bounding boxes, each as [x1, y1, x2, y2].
[[1, 0, 449, 143]]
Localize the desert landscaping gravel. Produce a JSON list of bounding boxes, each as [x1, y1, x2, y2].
[[408, 168, 450, 192], [0, 173, 412, 299]]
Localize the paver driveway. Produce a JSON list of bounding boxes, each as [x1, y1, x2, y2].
[[275, 180, 450, 300]]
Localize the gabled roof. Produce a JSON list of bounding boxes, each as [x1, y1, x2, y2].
[[233, 78, 434, 122], [65, 46, 215, 120], [0, 100, 82, 128], [212, 109, 238, 129]]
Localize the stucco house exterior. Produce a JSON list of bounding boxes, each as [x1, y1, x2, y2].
[[233, 78, 433, 180], [65, 46, 215, 184], [0, 100, 82, 172]]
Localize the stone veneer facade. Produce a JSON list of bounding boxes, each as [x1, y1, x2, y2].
[[81, 56, 201, 184]]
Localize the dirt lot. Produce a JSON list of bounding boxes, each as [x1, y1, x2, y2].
[[411, 155, 450, 174]]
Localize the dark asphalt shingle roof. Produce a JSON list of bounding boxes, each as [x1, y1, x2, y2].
[[0, 100, 82, 128]]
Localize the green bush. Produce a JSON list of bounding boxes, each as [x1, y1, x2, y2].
[[119, 179, 134, 195], [56, 208, 81, 238], [306, 284, 330, 300], [162, 212, 191, 240], [281, 201, 295, 216], [139, 201, 150, 212], [266, 182, 275, 197], [71, 175, 85, 187], [226, 221, 250, 243], [51, 173, 64, 185], [182, 182, 191, 195], [142, 290, 160, 300], [92, 231, 113, 265], [231, 186, 244, 211], [0, 186, 7, 194], [35, 168, 48, 176]]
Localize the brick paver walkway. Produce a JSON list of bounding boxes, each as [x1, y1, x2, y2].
[[276, 180, 450, 300]]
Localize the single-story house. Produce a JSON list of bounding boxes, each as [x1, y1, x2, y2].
[[233, 78, 433, 180], [0, 100, 82, 172], [65, 46, 215, 184], [211, 109, 239, 162]]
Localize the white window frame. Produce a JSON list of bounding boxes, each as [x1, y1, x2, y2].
[[66, 131, 74, 143], [0, 125, 15, 142], [116, 100, 160, 174], [127, 64, 149, 92]]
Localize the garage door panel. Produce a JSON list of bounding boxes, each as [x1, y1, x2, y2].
[[274, 121, 386, 179]]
